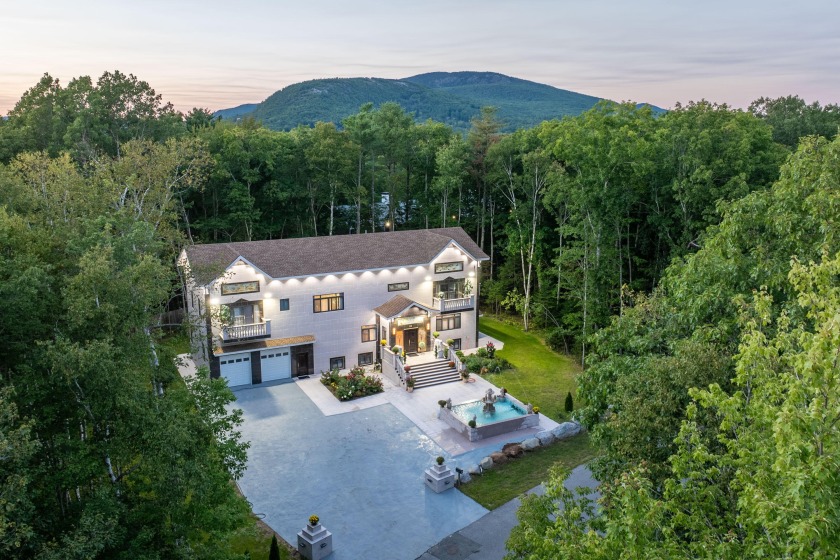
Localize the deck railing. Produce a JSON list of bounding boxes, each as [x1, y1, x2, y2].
[[221, 319, 271, 342], [432, 295, 474, 312]]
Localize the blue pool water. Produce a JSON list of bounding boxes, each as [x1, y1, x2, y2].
[[451, 398, 526, 426]]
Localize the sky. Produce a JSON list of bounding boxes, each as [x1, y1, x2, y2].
[[2, 0, 839, 114]]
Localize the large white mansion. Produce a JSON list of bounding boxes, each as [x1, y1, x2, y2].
[[180, 227, 489, 387]]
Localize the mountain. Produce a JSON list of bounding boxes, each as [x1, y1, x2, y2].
[[214, 103, 259, 120], [216, 71, 663, 131]]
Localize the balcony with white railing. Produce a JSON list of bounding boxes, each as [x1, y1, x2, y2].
[[221, 319, 271, 342], [432, 295, 474, 312]]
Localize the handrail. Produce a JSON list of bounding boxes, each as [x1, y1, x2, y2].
[[221, 319, 271, 341]]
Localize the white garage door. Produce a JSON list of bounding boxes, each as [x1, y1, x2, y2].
[[219, 355, 252, 387], [261, 349, 291, 382]]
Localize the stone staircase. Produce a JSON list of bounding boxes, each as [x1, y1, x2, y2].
[[407, 359, 460, 389]]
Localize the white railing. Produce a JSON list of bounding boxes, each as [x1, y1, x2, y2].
[[433, 339, 464, 373], [380, 346, 405, 387], [221, 319, 271, 342], [432, 295, 474, 312]]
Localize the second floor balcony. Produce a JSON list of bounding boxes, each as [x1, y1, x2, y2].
[[432, 295, 474, 312], [221, 319, 271, 343]]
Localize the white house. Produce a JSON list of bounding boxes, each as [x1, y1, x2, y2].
[[179, 227, 489, 387]]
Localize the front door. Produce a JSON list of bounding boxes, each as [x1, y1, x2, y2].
[[295, 352, 310, 376], [404, 329, 419, 354]]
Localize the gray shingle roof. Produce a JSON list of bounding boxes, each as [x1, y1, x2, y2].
[[373, 295, 434, 319], [184, 227, 488, 285]]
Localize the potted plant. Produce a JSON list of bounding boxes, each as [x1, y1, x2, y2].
[[418, 341, 426, 352], [448, 361, 456, 369], [308, 514, 319, 527], [432, 331, 439, 339], [446, 338, 455, 346], [406, 376, 415, 392], [380, 339, 387, 346], [460, 370, 470, 383], [436, 456, 445, 466], [404, 365, 411, 374], [468, 419, 476, 428]]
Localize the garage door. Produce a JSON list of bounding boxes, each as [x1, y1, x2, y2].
[[261, 349, 291, 382], [219, 355, 252, 387]]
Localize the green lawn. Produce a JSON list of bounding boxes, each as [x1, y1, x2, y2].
[[460, 433, 597, 509], [226, 520, 291, 560], [479, 316, 581, 421]]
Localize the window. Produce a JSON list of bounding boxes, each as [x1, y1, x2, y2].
[[434, 261, 463, 274], [313, 293, 344, 313], [358, 352, 374, 366], [329, 356, 346, 370], [227, 302, 261, 325], [450, 338, 462, 350], [279, 298, 290, 311], [361, 325, 376, 342], [221, 281, 259, 295], [388, 282, 409, 292], [436, 313, 461, 331], [433, 277, 466, 300]]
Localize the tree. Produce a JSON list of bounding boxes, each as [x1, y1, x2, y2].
[[268, 534, 281, 560], [576, 134, 840, 485], [507, 252, 840, 559], [564, 391, 573, 413]]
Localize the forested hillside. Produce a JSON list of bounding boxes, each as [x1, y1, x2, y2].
[[219, 71, 619, 131], [1, 70, 839, 558]]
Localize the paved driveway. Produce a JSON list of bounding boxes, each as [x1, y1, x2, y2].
[[233, 381, 489, 560]]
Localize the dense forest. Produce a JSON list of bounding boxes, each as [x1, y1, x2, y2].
[[1, 70, 838, 557]]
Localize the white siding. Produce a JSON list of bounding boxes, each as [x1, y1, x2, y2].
[[198, 243, 481, 374]]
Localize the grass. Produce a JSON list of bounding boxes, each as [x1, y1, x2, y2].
[[158, 328, 191, 356], [460, 433, 597, 509], [478, 315, 581, 421], [227, 519, 293, 560]]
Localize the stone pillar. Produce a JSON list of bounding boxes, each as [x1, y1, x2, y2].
[[297, 521, 333, 560], [424, 462, 456, 493]]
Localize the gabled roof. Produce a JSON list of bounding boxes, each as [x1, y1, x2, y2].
[[184, 227, 489, 285], [373, 295, 434, 319]]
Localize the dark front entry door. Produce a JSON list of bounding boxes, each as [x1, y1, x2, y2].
[[404, 329, 419, 354], [296, 352, 310, 376]]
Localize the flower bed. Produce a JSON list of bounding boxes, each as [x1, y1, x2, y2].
[[320, 367, 384, 401]]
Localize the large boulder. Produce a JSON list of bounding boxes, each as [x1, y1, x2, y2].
[[521, 437, 540, 450], [535, 430, 555, 446], [479, 456, 494, 470], [502, 443, 525, 458], [459, 471, 472, 484], [552, 422, 582, 441], [467, 463, 482, 475], [490, 452, 509, 465]]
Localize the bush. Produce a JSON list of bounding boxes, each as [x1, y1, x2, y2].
[[455, 350, 466, 360], [565, 391, 574, 413], [320, 367, 384, 401], [463, 354, 511, 374], [546, 327, 569, 352], [476, 347, 489, 358]]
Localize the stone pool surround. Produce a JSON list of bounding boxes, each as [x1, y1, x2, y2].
[[440, 393, 541, 442]]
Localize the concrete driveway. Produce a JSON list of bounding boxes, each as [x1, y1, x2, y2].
[[233, 381, 489, 560]]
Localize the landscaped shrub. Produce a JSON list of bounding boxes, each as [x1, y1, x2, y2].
[[546, 327, 570, 352], [455, 350, 465, 360], [565, 391, 574, 413], [463, 354, 511, 374], [476, 347, 489, 358], [320, 367, 384, 401]]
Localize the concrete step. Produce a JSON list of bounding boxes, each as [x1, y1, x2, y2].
[[408, 361, 460, 389]]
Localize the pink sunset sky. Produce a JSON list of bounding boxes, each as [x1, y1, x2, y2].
[[2, 0, 838, 114]]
